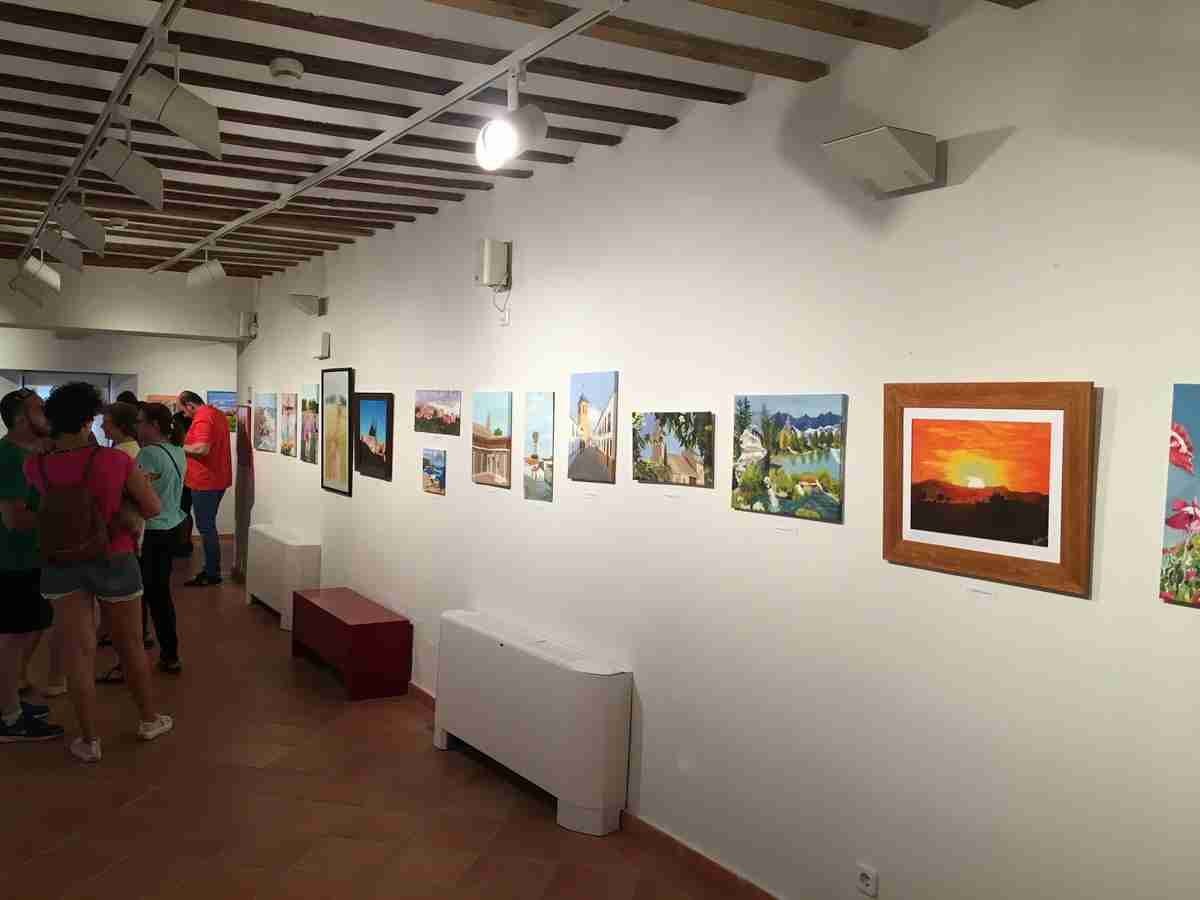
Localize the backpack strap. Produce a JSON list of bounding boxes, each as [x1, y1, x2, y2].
[[152, 443, 183, 480]]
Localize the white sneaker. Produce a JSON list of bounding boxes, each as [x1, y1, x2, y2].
[[70, 737, 101, 763], [138, 714, 174, 741]]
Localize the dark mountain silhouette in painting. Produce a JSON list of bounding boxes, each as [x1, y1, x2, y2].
[[911, 480, 1050, 547]]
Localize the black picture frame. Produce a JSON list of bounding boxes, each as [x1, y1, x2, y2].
[[320, 367, 355, 497], [354, 392, 395, 482]]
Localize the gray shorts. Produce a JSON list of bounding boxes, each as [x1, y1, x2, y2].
[[41, 554, 143, 603]]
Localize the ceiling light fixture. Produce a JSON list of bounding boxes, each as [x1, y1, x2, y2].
[[91, 124, 164, 211], [186, 246, 226, 288], [54, 196, 106, 254], [37, 228, 84, 273], [475, 63, 547, 172], [8, 250, 62, 307], [269, 56, 305, 85], [129, 40, 222, 160]]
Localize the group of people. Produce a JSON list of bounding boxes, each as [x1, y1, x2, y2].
[[0, 384, 232, 762]]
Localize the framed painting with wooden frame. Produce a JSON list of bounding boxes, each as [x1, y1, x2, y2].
[[883, 382, 1096, 596], [321, 367, 355, 497]]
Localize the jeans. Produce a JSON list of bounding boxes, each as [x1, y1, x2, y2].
[[140, 530, 178, 660], [192, 489, 225, 578]]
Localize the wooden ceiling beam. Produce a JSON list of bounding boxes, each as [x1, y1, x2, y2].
[[0, 54, 624, 146], [0, 242, 275, 276], [0, 132, 468, 202], [428, 0, 832, 76], [0, 3, 695, 125], [984, 0, 1038, 6], [684, 1, 927, 50], [152, 0, 752, 99]]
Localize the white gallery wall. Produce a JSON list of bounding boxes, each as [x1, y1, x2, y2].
[[239, 2, 1200, 898]]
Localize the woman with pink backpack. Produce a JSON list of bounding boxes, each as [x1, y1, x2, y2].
[[23, 382, 174, 763]]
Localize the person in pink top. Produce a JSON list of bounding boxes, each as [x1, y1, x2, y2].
[[24, 382, 174, 763]]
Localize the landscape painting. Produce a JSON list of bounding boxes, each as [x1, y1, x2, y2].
[[907, 416, 1054, 551], [524, 392, 554, 502], [253, 392, 277, 453], [279, 392, 298, 457], [733, 394, 846, 522], [355, 393, 394, 482], [415, 390, 462, 435], [633, 412, 714, 488], [321, 368, 354, 496], [472, 392, 512, 488], [207, 390, 237, 432], [299, 384, 319, 465], [568, 371, 618, 484], [1161, 384, 1200, 609], [422, 448, 446, 495]]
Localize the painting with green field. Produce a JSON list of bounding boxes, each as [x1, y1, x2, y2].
[[732, 394, 847, 523]]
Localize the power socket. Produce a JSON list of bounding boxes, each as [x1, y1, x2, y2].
[[856, 862, 879, 898]]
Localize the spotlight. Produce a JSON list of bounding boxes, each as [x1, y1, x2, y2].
[[8, 253, 61, 307], [37, 230, 84, 272], [475, 105, 547, 172], [91, 139, 164, 210], [186, 256, 226, 288], [53, 200, 106, 254], [130, 67, 222, 160]]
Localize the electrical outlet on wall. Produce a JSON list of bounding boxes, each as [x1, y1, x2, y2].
[[856, 862, 879, 898]]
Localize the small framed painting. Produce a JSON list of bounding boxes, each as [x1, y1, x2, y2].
[[321, 367, 354, 496], [1160, 384, 1200, 608], [206, 391, 237, 432], [472, 391, 512, 488], [415, 390, 462, 435], [279, 392, 298, 457], [253, 393, 277, 453], [354, 392, 394, 482], [633, 412, 714, 488], [883, 382, 1096, 596], [524, 392, 554, 502], [422, 448, 446, 495], [568, 371, 618, 484], [299, 383, 320, 465]]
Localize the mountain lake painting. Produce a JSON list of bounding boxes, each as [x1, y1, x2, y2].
[[733, 394, 846, 522]]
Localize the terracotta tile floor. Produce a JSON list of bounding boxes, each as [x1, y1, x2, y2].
[[0, 544, 756, 900]]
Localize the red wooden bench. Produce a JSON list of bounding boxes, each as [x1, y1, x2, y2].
[[291, 588, 413, 700]]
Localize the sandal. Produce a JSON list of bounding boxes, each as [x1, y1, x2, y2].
[[96, 664, 125, 684]]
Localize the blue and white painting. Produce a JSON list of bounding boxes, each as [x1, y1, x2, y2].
[[568, 371, 618, 484], [524, 392, 554, 502], [422, 448, 446, 495], [732, 394, 847, 523], [1161, 384, 1200, 608]]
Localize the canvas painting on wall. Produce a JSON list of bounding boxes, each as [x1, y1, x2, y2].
[[524, 391, 554, 502], [423, 448, 446, 495], [253, 392, 277, 453], [207, 391, 237, 432], [279, 392, 298, 457], [883, 382, 1096, 596], [733, 395, 845, 521], [415, 390, 462, 435], [321, 368, 354, 496], [299, 383, 319, 465], [472, 391, 512, 488], [1160, 384, 1200, 608], [634, 412, 715, 488], [568, 371, 618, 484], [354, 392, 394, 482]]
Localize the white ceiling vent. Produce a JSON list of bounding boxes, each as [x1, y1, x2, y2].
[[269, 56, 305, 84], [822, 126, 938, 194]]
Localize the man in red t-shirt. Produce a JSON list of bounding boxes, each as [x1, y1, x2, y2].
[[178, 391, 232, 587]]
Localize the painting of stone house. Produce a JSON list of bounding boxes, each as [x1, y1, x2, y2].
[[632, 412, 714, 488]]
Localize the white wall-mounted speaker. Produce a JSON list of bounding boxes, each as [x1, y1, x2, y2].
[[315, 331, 331, 360], [822, 126, 938, 193], [475, 238, 511, 289], [289, 293, 328, 317]]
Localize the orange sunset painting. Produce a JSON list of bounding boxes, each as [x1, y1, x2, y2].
[[910, 419, 1053, 547]]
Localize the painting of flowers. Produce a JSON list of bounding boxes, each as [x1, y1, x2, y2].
[[1161, 384, 1200, 608]]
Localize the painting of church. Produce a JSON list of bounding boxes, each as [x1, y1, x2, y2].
[[633, 412, 715, 488], [568, 371, 618, 484], [471, 391, 512, 488]]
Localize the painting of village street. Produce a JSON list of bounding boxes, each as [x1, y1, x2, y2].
[[568, 371, 618, 484], [633, 412, 714, 488], [524, 391, 554, 502], [733, 394, 846, 522]]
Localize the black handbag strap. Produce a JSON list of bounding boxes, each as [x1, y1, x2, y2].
[[150, 443, 183, 481]]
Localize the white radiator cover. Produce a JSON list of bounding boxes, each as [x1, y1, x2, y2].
[[434, 609, 633, 836], [246, 523, 321, 630]]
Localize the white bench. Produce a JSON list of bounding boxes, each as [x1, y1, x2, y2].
[[246, 523, 321, 630]]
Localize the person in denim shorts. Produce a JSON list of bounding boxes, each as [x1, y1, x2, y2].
[[23, 382, 174, 763]]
